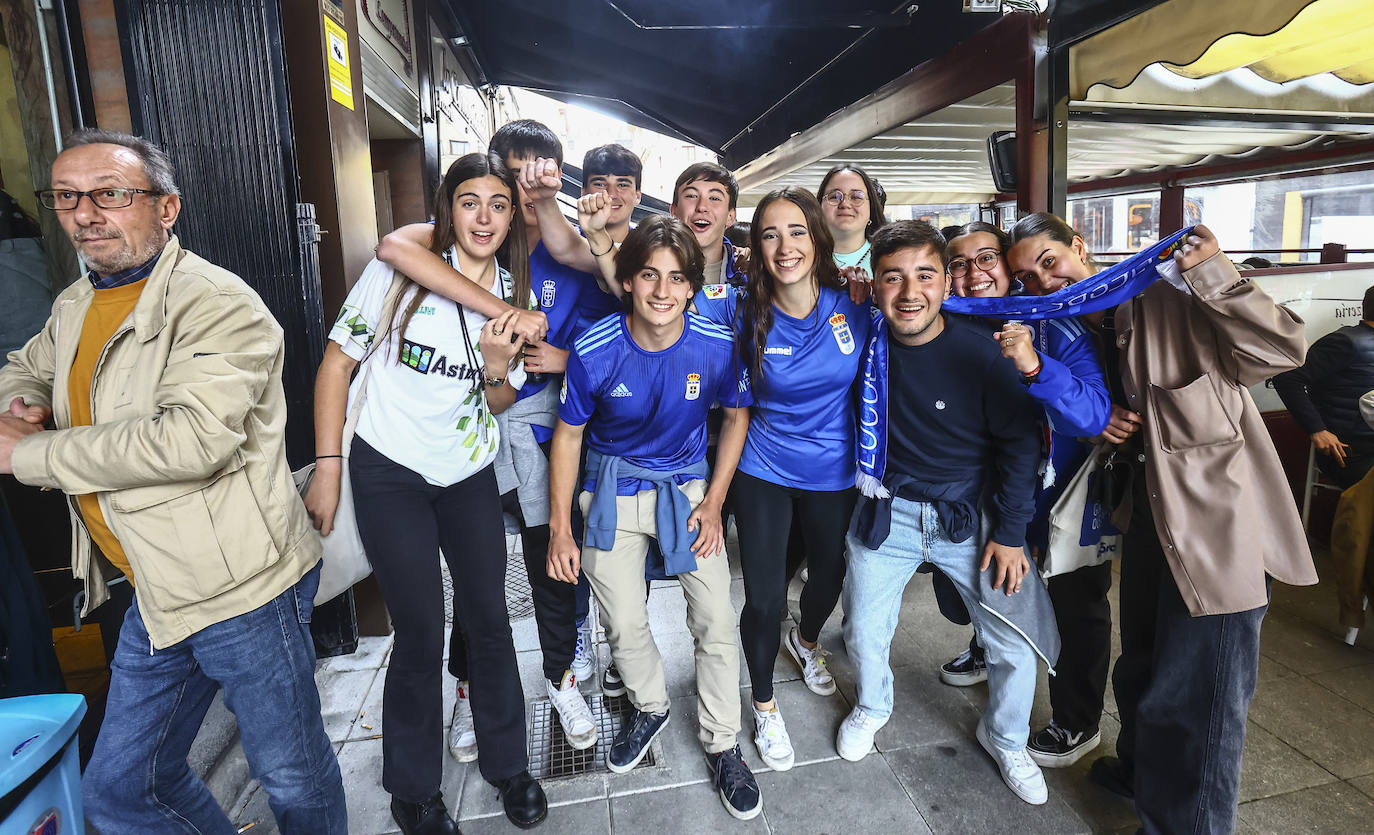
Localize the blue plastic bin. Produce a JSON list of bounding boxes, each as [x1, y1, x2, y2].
[[0, 694, 87, 835]]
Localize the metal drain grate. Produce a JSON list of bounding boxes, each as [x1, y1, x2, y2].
[[440, 535, 535, 623], [527, 693, 657, 779]]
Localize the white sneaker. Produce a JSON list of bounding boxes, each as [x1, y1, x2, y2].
[[548, 671, 598, 750], [448, 681, 478, 762], [836, 707, 886, 762], [784, 626, 836, 696], [571, 619, 595, 682], [752, 705, 795, 772], [976, 719, 1048, 805]]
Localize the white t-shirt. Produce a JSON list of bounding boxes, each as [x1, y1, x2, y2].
[[328, 253, 527, 487]]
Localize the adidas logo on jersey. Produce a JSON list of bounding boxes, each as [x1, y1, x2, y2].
[[610, 383, 633, 397]]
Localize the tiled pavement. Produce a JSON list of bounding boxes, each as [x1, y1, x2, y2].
[[224, 535, 1374, 834]]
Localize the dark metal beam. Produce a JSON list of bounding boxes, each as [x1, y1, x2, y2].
[[602, 1, 919, 30], [730, 11, 1037, 189], [1042, 43, 1070, 217]]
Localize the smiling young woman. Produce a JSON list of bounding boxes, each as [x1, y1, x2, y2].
[[306, 152, 546, 833], [692, 186, 873, 772]]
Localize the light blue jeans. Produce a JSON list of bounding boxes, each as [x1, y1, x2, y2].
[[844, 497, 1037, 750]]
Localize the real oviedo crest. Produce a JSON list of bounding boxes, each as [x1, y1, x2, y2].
[[685, 372, 701, 401], [541, 279, 557, 308], [829, 312, 855, 355]]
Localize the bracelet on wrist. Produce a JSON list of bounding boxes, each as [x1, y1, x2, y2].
[[1019, 358, 1043, 385], [316, 454, 343, 460], [482, 367, 507, 387], [590, 239, 613, 257]]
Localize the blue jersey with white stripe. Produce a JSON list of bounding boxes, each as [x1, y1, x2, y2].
[[519, 242, 622, 443], [561, 311, 752, 494], [694, 284, 871, 491]]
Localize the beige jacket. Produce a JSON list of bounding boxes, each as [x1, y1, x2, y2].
[[0, 236, 320, 648], [1116, 251, 1318, 615]]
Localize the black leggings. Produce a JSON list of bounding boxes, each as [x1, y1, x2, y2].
[[730, 470, 856, 703], [350, 438, 526, 793]]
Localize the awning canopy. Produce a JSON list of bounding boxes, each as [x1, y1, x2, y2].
[[738, 82, 1374, 206], [1069, 0, 1374, 99], [438, 0, 997, 158]]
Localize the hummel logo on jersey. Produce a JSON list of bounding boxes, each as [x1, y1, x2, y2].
[[610, 383, 634, 397]]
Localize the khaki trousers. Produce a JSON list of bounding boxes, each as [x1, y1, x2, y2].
[[579, 479, 740, 753]]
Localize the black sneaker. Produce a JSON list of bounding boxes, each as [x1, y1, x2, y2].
[[607, 709, 669, 773], [1088, 755, 1135, 799], [938, 647, 987, 687], [708, 745, 762, 820], [601, 662, 627, 698], [1028, 721, 1101, 768]]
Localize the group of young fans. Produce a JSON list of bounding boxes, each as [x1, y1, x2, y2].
[[303, 117, 1314, 835]]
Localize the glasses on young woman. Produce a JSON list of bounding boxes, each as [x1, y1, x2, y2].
[[35, 187, 163, 211], [822, 189, 867, 207], [946, 250, 1002, 278]]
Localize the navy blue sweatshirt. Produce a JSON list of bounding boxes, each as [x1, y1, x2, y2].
[[885, 314, 1043, 547]]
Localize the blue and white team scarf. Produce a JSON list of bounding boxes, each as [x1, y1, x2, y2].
[[856, 226, 1193, 498], [942, 226, 1193, 321]]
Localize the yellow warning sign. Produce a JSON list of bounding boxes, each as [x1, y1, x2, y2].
[[324, 16, 354, 110]]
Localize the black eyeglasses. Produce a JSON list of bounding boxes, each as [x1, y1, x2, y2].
[[947, 250, 1002, 278], [35, 187, 163, 211], [822, 189, 866, 207]]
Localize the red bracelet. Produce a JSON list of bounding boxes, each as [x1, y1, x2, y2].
[[1020, 358, 1043, 384]]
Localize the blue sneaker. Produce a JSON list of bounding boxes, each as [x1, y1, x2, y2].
[[708, 745, 762, 820], [607, 709, 669, 773]]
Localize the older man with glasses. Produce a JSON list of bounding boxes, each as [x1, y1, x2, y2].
[[0, 128, 346, 834]]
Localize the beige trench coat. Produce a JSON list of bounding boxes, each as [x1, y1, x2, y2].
[[1116, 251, 1318, 616]]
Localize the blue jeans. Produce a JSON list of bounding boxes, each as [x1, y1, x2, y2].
[[83, 561, 346, 834], [844, 498, 1037, 750]]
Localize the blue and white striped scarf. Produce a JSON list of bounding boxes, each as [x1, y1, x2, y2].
[[856, 226, 1193, 497]]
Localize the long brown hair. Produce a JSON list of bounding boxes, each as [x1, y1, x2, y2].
[[378, 152, 531, 361], [740, 187, 841, 398]]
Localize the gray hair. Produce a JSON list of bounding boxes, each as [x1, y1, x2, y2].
[[63, 128, 181, 197]]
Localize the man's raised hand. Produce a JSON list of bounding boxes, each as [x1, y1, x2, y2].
[[578, 193, 612, 235], [520, 157, 564, 203]]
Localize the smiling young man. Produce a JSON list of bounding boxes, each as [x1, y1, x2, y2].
[[837, 220, 1054, 806], [545, 215, 762, 821], [670, 162, 745, 287], [520, 143, 642, 276]]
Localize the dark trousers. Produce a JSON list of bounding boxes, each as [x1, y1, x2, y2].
[[351, 438, 526, 794], [730, 470, 856, 703], [1112, 472, 1267, 835], [448, 439, 589, 685], [448, 487, 579, 684], [1046, 561, 1114, 733]]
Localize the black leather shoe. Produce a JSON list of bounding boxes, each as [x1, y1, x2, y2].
[[494, 770, 547, 829], [390, 792, 461, 835], [1089, 755, 1135, 799]]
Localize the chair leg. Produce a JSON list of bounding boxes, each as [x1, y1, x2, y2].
[[1346, 596, 1369, 647], [1301, 444, 1317, 531]]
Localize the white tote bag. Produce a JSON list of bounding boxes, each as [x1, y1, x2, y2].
[[1042, 443, 1122, 579], [294, 370, 373, 604]]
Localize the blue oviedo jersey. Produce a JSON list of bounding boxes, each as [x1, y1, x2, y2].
[[694, 284, 871, 491], [560, 311, 752, 494]]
